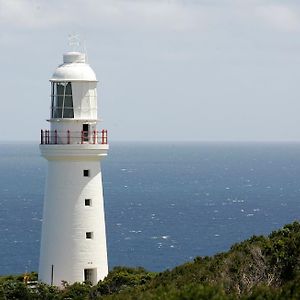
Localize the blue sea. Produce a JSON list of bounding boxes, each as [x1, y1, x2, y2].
[[1, 142, 300, 275]]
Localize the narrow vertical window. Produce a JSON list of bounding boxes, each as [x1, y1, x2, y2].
[[83, 169, 90, 177]]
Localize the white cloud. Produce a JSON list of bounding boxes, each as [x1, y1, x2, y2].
[[0, 0, 209, 32], [255, 4, 300, 32], [0, 0, 65, 29], [2, 0, 299, 36], [1, 0, 300, 34]]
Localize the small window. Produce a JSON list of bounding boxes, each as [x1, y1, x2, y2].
[[83, 170, 90, 177], [85, 199, 91, 206], [86, 232, 93, 239]]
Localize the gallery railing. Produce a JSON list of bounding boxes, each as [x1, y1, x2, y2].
[[40, 130, 108, 145]]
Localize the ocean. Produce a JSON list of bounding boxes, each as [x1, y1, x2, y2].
[[0, 142, 300, 275]]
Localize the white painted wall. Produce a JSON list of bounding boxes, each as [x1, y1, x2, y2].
[[72, 82, 97, 120], [39, 149, 108, 285], [49, 120, 98, 144]]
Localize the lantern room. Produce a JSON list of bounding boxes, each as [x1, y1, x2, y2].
[[50, 52, 98, 120]]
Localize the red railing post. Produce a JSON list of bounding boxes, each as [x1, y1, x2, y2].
[[101, 130, 104, 144], [101, 130, 108, 144], [54, 130, 58, 144], [67, 130, 70, 144], [93, 130, 96, 144], [41, 130, 44, 145]]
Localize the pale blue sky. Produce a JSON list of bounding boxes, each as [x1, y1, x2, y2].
[[1, 0, 300, 141]]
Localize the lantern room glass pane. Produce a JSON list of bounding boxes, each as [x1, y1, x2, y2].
[[53, 83, 64, 118], [51, 82, 74, 119], [51, 83, 55, 118], [63, 82, 74, 118]]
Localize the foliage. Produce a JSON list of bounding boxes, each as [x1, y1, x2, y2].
[[2, 222, 300, 299], [90, 266, 155, 297], [60, 282, 91, 300]]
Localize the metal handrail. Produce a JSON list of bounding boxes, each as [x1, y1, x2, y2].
[[40, 130, 108, 145]]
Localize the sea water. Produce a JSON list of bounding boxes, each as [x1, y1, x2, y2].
[[0, 142, 300, 275]]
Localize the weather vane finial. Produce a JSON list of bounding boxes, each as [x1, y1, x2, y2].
[[68, 33, 81, 51]]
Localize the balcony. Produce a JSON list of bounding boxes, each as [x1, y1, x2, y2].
[[40, 130, 108, 145]]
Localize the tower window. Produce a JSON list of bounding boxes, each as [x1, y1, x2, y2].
[[86, 232, 93, 239], [85, 199, 92, 206], [83, 170, 90, 177]]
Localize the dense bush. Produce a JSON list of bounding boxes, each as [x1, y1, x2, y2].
[[2, 222, 300, 299]]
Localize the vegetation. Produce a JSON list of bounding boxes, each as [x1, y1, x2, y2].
[[2, 221, 300, 299]]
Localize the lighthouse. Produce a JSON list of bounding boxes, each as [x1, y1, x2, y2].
[[39, 51, 109, 286]]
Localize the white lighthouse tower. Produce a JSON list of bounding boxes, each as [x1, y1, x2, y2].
[[39, 51, 109, 286]]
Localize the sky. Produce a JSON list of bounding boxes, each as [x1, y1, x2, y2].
[[1, 0, 300, 142]]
